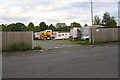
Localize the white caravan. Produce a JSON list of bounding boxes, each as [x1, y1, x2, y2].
[[53, 32, 70, 40]]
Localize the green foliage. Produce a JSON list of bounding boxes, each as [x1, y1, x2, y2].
[[10, 44, 19, 51], [48, 24, 56, 31], [33, 26, 41, 32], [2, 24, 11, 31], [5, 22, 26, 31], [39, 22, 48, 31], [34, 46, 43, 50], [1, 22, 41, 32], [101, 12, 117, 27], [84, 24, 88, 27], [70, 22, 81, 27], [25, 22, 41, 32], [9, 42, 32, 51], [0, 25, 2, 31], [28, 22, 35, 31], [93, 15, 101, 25], [73, 40, 103, 45], [56, 26, 71, 32]]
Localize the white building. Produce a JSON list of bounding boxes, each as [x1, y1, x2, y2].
[[118, 1, 120, 26]]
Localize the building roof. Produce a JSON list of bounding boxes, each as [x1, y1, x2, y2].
[[97, 26, 120, 29]]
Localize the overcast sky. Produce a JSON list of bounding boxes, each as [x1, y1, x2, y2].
[[0, 0, 119, 26]]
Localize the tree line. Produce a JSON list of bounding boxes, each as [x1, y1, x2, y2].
[[1, 22, 82, 32], [1, 12, 118, 32], [93, 12, 117, 27]]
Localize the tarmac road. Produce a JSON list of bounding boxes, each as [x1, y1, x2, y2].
[[2, 44, 118, 78]]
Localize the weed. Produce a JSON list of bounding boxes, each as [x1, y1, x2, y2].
[[9, 42, 32, 51], [73, 40, 103, 45], [34, 46, 43, 50]]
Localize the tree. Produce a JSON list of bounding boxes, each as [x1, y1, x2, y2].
[[28, 22, 35, 31], [93, 15, 101, 25], [84, 24, 88, 27], [56, 26, 71, 32], [70, 22, 81, 27], [39, 22, 48, 31], [33, 26, 41, 32], [7, 22, 26, 31], [0, 25, 2, 31], [102, 12, 117, 27], [1, 24, 10, 31], [7, 23, 17, 31], [15, 22, 26, 31], [48, 24, 56, 31], [107, 16, 117, 27]]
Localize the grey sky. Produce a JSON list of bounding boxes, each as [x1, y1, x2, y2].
[[0, 0, 119, 26]]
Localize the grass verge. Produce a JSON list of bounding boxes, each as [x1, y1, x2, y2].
[[9, 42, 43, 51], [34, 46, 44, 50], [72, 40, 120, 46], [9, 42, 32, 51]]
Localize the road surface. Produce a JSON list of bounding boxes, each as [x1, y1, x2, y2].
[[3, 44, 118, 78]]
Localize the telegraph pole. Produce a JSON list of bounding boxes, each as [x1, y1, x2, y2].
[[90, 0, 94, 43], [91, 0, 93, 26]]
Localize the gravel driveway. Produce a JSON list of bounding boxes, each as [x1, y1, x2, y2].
[[33, 40, 80, 50]]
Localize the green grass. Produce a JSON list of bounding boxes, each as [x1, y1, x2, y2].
[[34, 46, 43, 50], [9, 42, 32, 51], [72, 40, 103, 45], [72, 40, 120, 46], [107, 40, 120, 42]]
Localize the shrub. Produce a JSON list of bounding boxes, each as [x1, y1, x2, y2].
[[34, 46, 43, 50], [74, 40, 103, 45], [19, 42, 31, 51], [9, 42, 32, 51], [10, 44, 19, 51]]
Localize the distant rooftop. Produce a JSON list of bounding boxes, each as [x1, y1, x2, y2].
[[97, 26, 120, 28]]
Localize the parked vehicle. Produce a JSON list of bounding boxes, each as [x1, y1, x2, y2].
[[70, 27, 81, 41], [81, 36, 89, 40], [40, 30, 52, 40], [34, 30, 70, 40], [53, 32, 70, 40], [34, 32, 43, 40], [80, 26, 90, 40], [34, 30, 52, 40]]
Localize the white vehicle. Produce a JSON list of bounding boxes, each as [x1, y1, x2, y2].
[[53, 32, 70, 40], [81, 36, 89, 40], [34, 32, 43, 39], [80, 26, 90, 40], [70, 27, 81, 40], [44, 30, 52, 34]]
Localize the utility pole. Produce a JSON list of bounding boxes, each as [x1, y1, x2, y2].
[[91, 0, 93, 26], [118, 1, 120, 26], [90, 0, 94, 43]]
